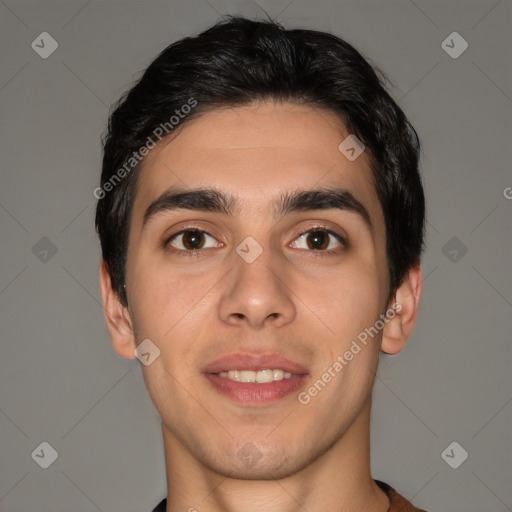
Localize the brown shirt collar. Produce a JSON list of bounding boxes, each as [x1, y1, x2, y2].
[[375, 480, 428, 512]]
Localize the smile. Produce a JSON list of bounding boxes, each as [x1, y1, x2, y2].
[[218, 369, 293, 382], [201, 352, 309, 405]]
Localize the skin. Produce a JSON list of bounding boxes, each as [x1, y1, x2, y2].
[[100, 101, 422, 512]]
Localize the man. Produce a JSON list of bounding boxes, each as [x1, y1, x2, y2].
[[95, 17, 427, 512]]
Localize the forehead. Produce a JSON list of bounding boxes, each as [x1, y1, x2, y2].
[[132, 101, 383, 228]]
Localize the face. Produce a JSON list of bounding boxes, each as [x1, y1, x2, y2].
[[121, 101, 391, 479]]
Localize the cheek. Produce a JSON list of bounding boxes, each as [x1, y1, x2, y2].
[[299, 264, 383, 423], [312, 260, 383, 343], [128, 262, 216, 346]]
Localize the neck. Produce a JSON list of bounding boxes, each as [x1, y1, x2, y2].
[[161, 399, 389, 512]]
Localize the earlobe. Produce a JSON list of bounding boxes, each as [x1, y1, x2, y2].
[[381, 263, 423, 355], [99, 261, 137, 360]]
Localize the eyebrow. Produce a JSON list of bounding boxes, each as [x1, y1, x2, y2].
[[142, 186, 374, 234]]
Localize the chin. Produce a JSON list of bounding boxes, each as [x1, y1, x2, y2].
[[199, 439, 316, 481], [209, 457, 302, 481]]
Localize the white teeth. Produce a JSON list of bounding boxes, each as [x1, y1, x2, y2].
[[218, 369, 294, 382], [256, 369, 274, 383], [239, 370, 255, 383], [273, 369, 284, 380]]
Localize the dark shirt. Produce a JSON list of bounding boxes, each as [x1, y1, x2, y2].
[[151, 480, 427, 511]]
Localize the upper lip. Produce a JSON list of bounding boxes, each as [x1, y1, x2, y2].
[[201, 353, 309, 375]]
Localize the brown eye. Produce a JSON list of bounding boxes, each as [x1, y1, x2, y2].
[[290, 228, 345, 253], [306, 230, 330, 250], [181, 230, 205, 250], [168, 229, 219, 251]]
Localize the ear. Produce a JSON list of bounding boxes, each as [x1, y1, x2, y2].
[[381, 263, 423, 355], [99, 260, 136, 360]]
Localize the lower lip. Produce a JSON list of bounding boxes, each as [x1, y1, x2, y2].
[[204, 373, 308, 405]]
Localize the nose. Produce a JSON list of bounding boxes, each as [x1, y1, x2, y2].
[[218, 244, 296, 330]]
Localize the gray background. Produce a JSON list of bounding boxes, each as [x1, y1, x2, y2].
[[1, 0, 511, 511]]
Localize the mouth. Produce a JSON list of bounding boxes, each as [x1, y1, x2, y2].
[[218, 369, 294, 382], [201, 353, 309, 405]]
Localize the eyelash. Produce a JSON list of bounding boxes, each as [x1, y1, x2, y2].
[[164, 224, 346, 258]]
